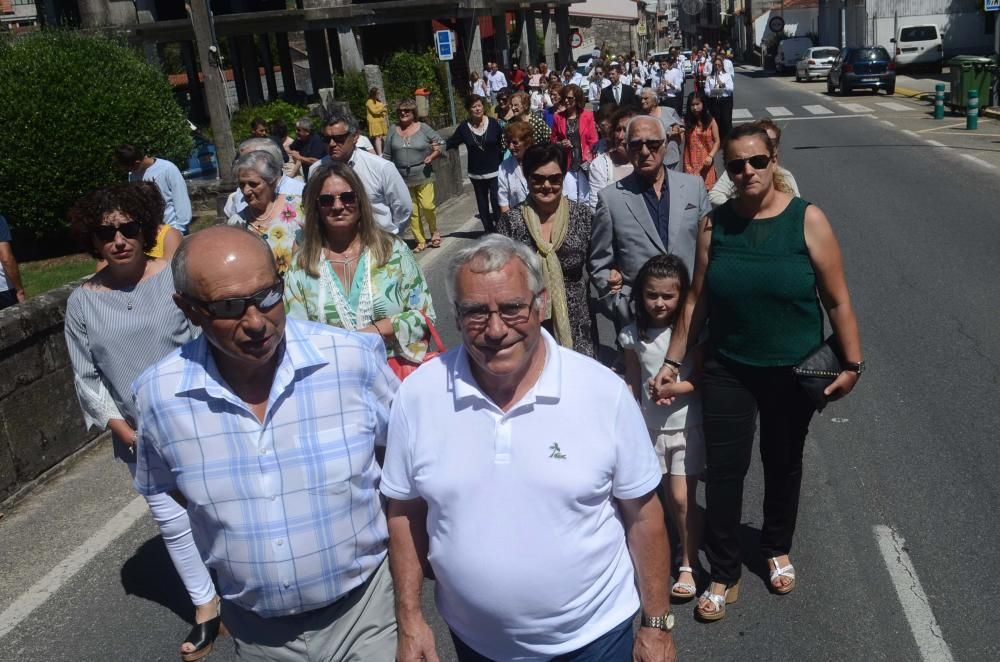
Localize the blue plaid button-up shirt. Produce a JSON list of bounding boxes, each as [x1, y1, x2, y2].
[[133, 318, 398, 617]]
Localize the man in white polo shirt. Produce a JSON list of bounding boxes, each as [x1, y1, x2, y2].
[[381, 235, 677, 662]]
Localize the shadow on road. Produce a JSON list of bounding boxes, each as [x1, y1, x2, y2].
[[121, 535, 198, 625], [793, 143, 1000, 154]]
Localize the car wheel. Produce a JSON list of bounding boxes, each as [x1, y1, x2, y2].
[[886, 85, 895, 96], [795, 71, 802, 82], [839, 83, 851, 96], [827, 78, 835, 94]]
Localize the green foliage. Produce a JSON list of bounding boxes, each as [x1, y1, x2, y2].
[[230, 99, 311, 143], [334, 70, 371, 132], [382, 49, 450, 127], [0, 31, 191, 250]]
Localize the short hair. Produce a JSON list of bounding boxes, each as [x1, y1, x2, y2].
[[510, 91, 530, 109], [270, 118, 288, 141], [465, 94, 485, 111], [608, 63, 622, 73], [563, 84, 586, 111], [521, 143, 566, 178], [611, 105, 639, 129], [324, 110, 359, 135], [626, 115, 666, 140], [68, 182, 163, 258], [295, 117, 314, 132], [237, 137, 284, 171], [299, 161, 395, 276], [250, 117, 267, 131], [446, 234, 545, 305], [396, 98, 418, 114], [233, 150, 282, 189], [113, 144, 145, 168], [172, 227, 277, 297], [503, 120, 533, 145], [368, 87, 380, 100]]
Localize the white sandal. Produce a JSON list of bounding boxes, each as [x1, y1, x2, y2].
[[671, 566, 697, 600], [768, 557, 796, 595], [694, 581, 740, 622]]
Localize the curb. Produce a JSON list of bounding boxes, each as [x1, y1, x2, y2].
[[892, 84, 1000, 120], [893, 85, 930, 100]]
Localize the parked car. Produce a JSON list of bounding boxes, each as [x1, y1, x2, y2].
[[795, 47, 840, 81], [775, 37, 814, 74], [681, 50, 694, 77], [827, 46, 896, 96], [891, 24, 944, 73], [182, 126, 219, 180]]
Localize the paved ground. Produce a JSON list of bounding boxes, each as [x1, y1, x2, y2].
[[2, 68, 999, 661]]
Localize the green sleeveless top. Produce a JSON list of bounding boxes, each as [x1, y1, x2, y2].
[[706, 197, 823, 367]]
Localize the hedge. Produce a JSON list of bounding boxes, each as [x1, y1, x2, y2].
[[0, 31, 191, 254], [229, 99, 312, 144]]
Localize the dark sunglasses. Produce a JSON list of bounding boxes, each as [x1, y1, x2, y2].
[[725, 154, 772, 175], [95, 220, 141, 243], [397, 108, 414, 114], [184, 280, 283, 319], [322, 133, 351, 144], [627, 139, 665, 153], [529, 173, 564, 187], [318, 191, 358, 208]]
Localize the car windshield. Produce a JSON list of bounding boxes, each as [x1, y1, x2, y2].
[[814, 49, 840, 58], [900, 26, 937, 42], [849, 48, 890, 63]]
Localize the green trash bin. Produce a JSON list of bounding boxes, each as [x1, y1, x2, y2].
[[948, 55, 995, 113]]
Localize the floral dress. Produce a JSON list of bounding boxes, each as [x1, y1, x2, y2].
[[283, 238, 436, 362], [683, 120, 719, 189], [226, 194, 305, 275]]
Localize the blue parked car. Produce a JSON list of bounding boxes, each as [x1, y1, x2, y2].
[[182, 125, 218, 180], [827, 46, 896, 96]]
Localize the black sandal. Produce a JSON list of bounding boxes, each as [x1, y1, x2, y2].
[[180, 612, 226, 662]]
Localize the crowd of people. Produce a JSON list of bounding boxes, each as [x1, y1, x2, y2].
[[46, 42, 865, 662]]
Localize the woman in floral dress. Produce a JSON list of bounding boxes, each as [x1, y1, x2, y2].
[[682, 90, 720, 190], [283, 161, 435, 363], [226, 150, 304, 274]]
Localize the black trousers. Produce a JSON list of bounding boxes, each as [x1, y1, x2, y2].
[[471, 177, 500, 234], [0, 288, 17, 310], [701, 352, 816, 584], [709, 95, 734, 141]]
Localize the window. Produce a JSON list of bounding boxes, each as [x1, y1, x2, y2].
[[899, 26, 938, 42], [850, 48, 890, 62], [815, 49, 841, 59]]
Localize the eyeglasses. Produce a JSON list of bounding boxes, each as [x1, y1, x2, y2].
[[529, 173, 564, 187], [627, 139, 665, 153], [318, 191, 358, 208], [95, 220, 142, 243], [322, 133, 351, 144], [725, 154, 772, 175], [398, 109, 414, 115], [456, 294, 538, 328], [183, 280, 283, 319]]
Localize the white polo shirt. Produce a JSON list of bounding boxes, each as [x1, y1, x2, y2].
[[381, 330, 661, 661]]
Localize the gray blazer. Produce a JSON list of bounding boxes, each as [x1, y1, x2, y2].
[[590, 169, 712, 325]]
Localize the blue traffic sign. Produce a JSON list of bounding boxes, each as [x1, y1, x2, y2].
[[987, 0, 1000, 11], [435, 30, 455, 61]]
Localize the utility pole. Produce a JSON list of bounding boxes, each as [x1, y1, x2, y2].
[[188, 0, 236, 186]]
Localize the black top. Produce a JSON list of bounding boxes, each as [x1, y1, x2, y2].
[[290, 133, 327, 177], [599, 84, 640, 113], [446, 119, 504, 177]]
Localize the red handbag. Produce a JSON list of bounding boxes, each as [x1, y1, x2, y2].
[[386, 312, 446, 380]]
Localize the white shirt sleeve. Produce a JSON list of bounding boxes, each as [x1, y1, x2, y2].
[[380, 158, 414, 231], [611, 382, 662, 500], [380, 394, 419, 500], [587, 154, 610, 211]]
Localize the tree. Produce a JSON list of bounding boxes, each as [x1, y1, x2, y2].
[[0, 31, 191, 255]]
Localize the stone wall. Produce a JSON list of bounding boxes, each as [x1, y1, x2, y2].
[[570, 16, 636, 59], [0, 281, 99, 503]]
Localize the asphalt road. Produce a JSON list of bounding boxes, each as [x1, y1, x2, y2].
[[2, 68, 999, 661]]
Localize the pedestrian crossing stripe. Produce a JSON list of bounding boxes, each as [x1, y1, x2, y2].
[[732, 108, 754, 119], [803, 104, 834, 115], [766, 106, 793, 116], [838, 102, 875, 113], [876, 101, 912, 112], [731, 100, 915, 120]]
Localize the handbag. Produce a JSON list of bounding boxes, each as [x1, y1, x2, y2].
[[386, 312, 446, 381], [792, 336, 843, 412]]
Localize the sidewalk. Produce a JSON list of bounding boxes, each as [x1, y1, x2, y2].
[[894, 67, 1000, 120]]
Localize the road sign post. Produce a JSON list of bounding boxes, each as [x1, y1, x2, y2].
[[435, 30, 458, 127]]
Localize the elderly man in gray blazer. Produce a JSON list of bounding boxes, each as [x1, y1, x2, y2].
[[590, 115, 712, 327]]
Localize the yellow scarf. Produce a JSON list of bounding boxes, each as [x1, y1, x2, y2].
[[521, 198, 573, 348]]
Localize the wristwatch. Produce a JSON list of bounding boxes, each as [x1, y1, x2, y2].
[[640, 612, 675, 632], [844, 361, 865, 375]]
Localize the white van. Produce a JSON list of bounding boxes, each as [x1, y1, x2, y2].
[[891, 24, 943, 72], [775, 37, 814, 74]]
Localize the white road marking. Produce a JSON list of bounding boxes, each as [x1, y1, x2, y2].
[[881, 120, 896, 127], [960, 153, 997, 169], [0, 496, 148, 640], [901, 130, 919, 137], [766, 106, 793, 116], [924, 140, 945, 147], [838, 103, 874, 113], [746, 114, 872, 122], [877, 101, 913, 112], [917, 122, 967, 133], [803, 105, 833, 115], [874, 525, 956, 662], [732, 108, 753, 119]]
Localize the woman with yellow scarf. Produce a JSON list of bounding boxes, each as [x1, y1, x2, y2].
[[495, 144, 597, 357]]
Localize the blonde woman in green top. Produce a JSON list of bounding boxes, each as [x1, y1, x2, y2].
[[654, 121, 863, 622], [283, 161, 435, 363]]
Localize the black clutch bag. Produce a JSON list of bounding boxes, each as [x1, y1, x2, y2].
[[793, 336, 843, 412]]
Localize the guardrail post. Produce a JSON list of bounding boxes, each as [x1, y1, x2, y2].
[[934, 84, 945, 120], [967, 89, 979, 130]]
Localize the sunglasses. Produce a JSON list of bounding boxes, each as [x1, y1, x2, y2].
[[95, 220, 141, 243], [322, 133, 351, 144], [184, 280, 283, 319], [398, 109, 414, 114], [529, 173, 564, 187], [725, 154, 772, 175], [627, 139, 665, 153], [318, 191, 358, 208]]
